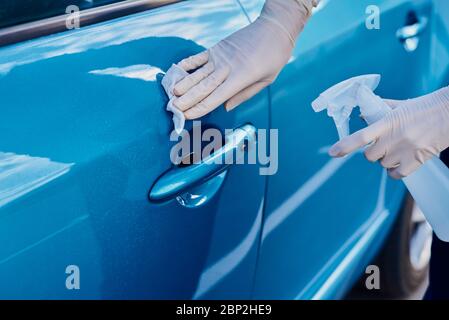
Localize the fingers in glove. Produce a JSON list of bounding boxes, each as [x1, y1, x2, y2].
[[380, 155, 400, 169], [414, 149, 434, 165], [364, 141, 385, 163], [388, 160, 420, 180], [178, 51, 209, 72], [329, 120, 387, 158], [174, 62, 215, 96], [224, 81, 271, 111], [184, 68, 241, 120], [174, 66, 230, 112]]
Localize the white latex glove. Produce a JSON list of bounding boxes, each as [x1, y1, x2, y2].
[[172, 0, 319, 119], [329, 87, 449, 179]]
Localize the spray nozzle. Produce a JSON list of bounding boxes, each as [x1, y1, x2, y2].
[[312, 74, 384, 140]]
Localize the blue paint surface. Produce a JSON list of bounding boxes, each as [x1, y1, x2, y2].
[[0, 0, 444, 299]]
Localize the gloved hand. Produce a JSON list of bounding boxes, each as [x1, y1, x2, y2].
[[329, 87, 449, 179], [172, 0, 319, 119]]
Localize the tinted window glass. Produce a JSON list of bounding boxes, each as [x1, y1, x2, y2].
[[0, 0, 125, 29]]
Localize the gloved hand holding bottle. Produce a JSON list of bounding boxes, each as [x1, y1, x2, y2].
[[171, 0, 319, 119], [329, 87, 449, 179]]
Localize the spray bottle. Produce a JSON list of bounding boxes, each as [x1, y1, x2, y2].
[[312, 74, 449, 242]]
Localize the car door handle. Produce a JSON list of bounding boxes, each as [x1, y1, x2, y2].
[[396, 17, 428, 41], [149, 124, 257, 203]]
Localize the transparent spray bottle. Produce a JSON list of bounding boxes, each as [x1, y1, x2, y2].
[[312, 75, 449, 242]]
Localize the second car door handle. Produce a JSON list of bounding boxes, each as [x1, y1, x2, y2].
[[149, 124, 257, 203], [396, 12, 429, 52], [396, 16, 428, 41]]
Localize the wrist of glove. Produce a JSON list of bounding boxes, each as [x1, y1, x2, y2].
[[171, 0, 317, 119], [329, 87, 449, 179], [260, 0, 317, 45]]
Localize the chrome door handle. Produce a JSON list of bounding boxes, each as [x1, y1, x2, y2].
[[149, 124, 257, 203], [396, 16, 428, 52], [396, 17, 428, 40]]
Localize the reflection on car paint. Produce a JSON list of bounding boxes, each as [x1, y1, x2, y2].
[[0, 152, 73, 208], [0, 1, 246, 76], [0, 214, 88, 265], [297, 171, 389, 299], [262, 151, 356, 241], [193, 198, 264, 299], [89, 65, 164, 82]]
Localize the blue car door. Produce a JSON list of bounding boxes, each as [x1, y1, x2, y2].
[[240, 0, 432, 299], [0, 0, 269, 299], [431, 0, 449, 89]]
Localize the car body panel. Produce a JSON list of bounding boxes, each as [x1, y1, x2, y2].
[[0, 0, 269, 299], [0, 0, 442, 300]]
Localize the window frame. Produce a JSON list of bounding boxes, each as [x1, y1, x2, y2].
[[0, 0, 183, 47]]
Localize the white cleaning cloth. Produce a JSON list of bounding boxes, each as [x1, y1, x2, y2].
[[162, 64, 189, 135]]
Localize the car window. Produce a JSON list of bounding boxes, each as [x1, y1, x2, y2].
[[0, 0, 125, 29]]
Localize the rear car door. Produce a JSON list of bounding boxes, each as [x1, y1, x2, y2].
[[241, 0, 432, 299], [0, 0, 269, 299], [430, 0, 449, 89]]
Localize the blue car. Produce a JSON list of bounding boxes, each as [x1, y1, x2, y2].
[[0, 0, 447, 299]]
